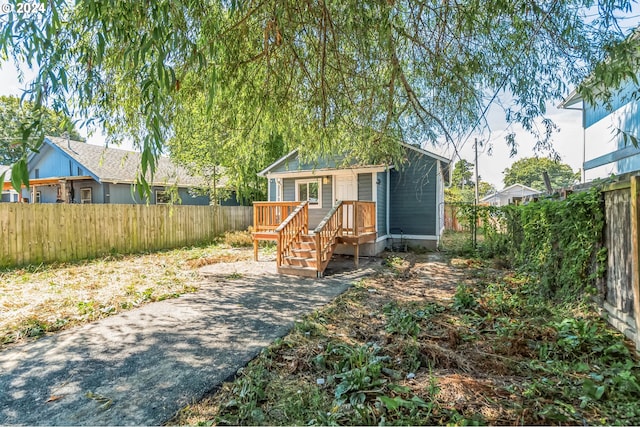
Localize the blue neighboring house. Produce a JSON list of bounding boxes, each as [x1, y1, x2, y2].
[[20, 136, 211, 205], [561, 75, 640, 181], [258, 142, 451, 254]]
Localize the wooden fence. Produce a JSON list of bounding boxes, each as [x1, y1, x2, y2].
[[600, 176, 640, 350], [0, 204, 253, 268]]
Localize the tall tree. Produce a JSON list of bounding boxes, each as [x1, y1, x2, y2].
[[446, 158, 495, 203], [451, 159, 475, 189], [0, 95, 83, 165], [503, 157, 580, 190], [0, 1, 633, 193], [167, 74, 286, 203]]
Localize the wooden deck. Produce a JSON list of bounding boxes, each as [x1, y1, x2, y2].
[[252, 200, 376, 277]]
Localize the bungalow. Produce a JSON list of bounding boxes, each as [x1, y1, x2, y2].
[[254, 143, 450, 276], [4, 136, 211, 205], [480, 183, 540, 206]]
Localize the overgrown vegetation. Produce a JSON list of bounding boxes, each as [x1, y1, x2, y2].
[[449, 187, 605, 300], [171, 251, 640, 426]]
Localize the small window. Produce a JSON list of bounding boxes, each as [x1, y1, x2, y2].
[[156, 190, 170, 205], [78, 167, 83, 176], [34, 168, 39, 179], [80, 188, 92, 204], [295, 179, 321, 208], [35, 191, 41, 203]]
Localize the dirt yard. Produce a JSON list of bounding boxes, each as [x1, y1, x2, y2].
[[172, 251, 640, 426]]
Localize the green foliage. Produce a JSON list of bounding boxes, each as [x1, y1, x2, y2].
[[483, 188, 605, 300], [446, 159, 495, 203], [0, 95, 83, 165], [502, 157, 580, 191], [1, 0, 633, 196]]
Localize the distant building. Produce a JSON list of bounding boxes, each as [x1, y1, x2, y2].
[[0, 165, 19, 202], [9, 136, 215, 205], [480, 184, 540, 206]]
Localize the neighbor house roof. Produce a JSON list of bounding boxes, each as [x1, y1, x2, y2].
[[480, 183, 540, 202], [42, 136, 210, 188], [258, 143, 450, 176]]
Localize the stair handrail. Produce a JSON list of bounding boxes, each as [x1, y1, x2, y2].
[[313, 201, 343, 275], [275, 201, 309, 268]]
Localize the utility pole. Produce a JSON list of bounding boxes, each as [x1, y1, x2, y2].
[[474, 138, 479, 205], [473, 138, 480, 250]]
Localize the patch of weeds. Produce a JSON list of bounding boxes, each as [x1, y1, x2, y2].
[[452, 284, 478, 311], [223, 230, 253, 248], [20, 317, 49, 338], [77, 300, 98, 319], [383, 304, 421, 337], [226, 272, 243, 280]]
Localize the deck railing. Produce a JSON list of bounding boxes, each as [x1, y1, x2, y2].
[[275, 202, 309, 268], [341, 201, 376, 236], [253, 202, 301, 232], [313, 201, 344, 275]]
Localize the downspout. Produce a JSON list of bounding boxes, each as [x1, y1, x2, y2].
[[386, 165, 390, 238]]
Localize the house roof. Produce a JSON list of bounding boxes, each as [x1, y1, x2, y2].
[[258, 143, 451, 176], [480, 183, 540, 202], [42, 136, 208, 187]]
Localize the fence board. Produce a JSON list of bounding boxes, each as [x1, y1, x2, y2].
[[0, 204, 252, 268]]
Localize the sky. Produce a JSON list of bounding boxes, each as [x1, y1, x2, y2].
[[1, 7, 639, 189]]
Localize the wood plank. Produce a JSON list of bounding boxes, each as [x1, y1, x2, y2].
[[630, 176, 640, 350]]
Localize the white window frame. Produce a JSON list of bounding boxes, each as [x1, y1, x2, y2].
[[34, 191, 41, 203], [80, 187, 92, 204], [295, 178, 322, 209], [156, 190, 170, 205]]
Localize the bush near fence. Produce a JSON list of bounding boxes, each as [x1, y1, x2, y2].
[[0, 204, 252, 268]]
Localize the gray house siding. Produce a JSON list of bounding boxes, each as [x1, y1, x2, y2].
[[283, 179, 296, 201], [269, 153, 347, 174], [281, 176, 333, 228], [377, 171, 387, 236], [357, 173, 372, 201], [389, 151, 437, 236]]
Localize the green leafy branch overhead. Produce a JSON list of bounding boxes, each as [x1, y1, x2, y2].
[[0, 0, 634, 196]]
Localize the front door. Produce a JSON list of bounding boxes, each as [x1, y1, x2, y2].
[[335, 175, 357, 202], [335, 175, 357, 232]]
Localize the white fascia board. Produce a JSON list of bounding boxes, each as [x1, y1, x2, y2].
[[265, 165, 388, 179]]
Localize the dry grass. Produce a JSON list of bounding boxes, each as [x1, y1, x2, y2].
[[0, 243, 253, 349]]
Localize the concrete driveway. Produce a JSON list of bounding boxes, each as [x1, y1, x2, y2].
[[0, 257, 379, 425]]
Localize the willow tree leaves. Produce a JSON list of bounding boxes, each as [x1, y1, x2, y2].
[[0, 0, 633, 195]]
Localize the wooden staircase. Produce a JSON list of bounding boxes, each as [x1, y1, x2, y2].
[[279, 234, 320, 277], [252, 200, 376, 278]]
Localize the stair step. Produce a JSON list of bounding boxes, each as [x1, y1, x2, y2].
[[278, 265, 319, 278], [299, 234, 316, 243], [293, 241, 316, 250], [291, 248, 316, 257], [283, 256, 317, 268]]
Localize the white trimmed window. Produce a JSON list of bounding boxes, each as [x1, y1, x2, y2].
[[34, 191, 41, 203], [156, 190, 170, 205], [80, 188, 92, 204], [295, 178, 321, 208]]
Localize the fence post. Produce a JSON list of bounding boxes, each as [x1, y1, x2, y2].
[[631, 176, 640, 350]]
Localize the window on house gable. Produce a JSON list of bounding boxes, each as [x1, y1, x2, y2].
[[295, 179, 321, 208]]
